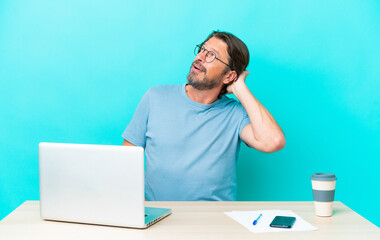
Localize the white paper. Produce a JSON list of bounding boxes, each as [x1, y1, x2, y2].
[[225, 210, 317, 233]]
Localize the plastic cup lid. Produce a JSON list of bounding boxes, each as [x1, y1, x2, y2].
[[311, 173, 337, 181]]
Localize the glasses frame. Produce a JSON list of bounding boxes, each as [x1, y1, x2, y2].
[[194, 44, 232, 68]]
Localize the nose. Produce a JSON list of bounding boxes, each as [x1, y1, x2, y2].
[[196, 50, 207, 63], [195, 49, 208, 62]]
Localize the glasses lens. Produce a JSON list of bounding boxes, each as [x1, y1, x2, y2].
[[194, 45, 200, 55], [205, 52, 215, 63]]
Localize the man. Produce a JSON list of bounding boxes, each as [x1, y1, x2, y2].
[[122, 31, 285, 201]]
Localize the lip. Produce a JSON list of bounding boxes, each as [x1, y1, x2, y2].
[[192, 63, 204, 73]]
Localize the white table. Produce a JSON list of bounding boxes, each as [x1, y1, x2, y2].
[[0, 201, 379, 240]]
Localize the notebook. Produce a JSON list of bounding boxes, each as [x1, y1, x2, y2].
[[39, 142, 171, 228]]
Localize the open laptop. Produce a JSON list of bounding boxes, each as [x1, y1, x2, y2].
[[39, 142, 171, 228]]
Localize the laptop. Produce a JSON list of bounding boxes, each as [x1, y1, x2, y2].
[[39, 142, 171, 228]]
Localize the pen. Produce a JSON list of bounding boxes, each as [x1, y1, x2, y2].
[[253, 214, 262, 226]]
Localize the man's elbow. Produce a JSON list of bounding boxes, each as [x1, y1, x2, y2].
[[274, 134, 286, 151], [263, 134, 286, 153]]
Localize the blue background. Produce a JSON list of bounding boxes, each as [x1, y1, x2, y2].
[[0, 0, 379, 227]]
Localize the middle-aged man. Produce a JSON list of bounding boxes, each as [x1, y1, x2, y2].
[[122, 31, 285, 201]]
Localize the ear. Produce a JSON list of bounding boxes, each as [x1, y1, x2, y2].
[[223, 70, 237, 85]]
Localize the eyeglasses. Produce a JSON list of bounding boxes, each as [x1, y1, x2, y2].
[[194, 44, 231, 68]]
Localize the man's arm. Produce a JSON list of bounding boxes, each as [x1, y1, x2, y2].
[[228, 71, 286, 153], [122, 139, 135, 146]]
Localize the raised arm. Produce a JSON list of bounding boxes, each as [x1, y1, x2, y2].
[[228, 71, 286, 153]]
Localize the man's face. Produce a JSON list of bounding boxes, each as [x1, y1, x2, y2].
[[187, 37, 230, 90]]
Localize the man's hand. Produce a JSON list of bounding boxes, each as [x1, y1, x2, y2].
[[226, 70, 249, 95]]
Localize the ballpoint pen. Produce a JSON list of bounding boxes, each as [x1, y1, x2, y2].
[[253, 214, 262, 226]]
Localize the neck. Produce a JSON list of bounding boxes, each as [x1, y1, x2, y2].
[[185, 84, 221, 105]]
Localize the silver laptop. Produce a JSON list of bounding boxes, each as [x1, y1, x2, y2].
[[39, 142, 171, 228]]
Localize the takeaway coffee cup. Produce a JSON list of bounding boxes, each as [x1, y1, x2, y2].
[[311, 173, 337, 217]]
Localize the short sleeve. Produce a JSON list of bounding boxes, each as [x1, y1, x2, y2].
[[121, 89, 151, 148], [238, 106, 250, 140]]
